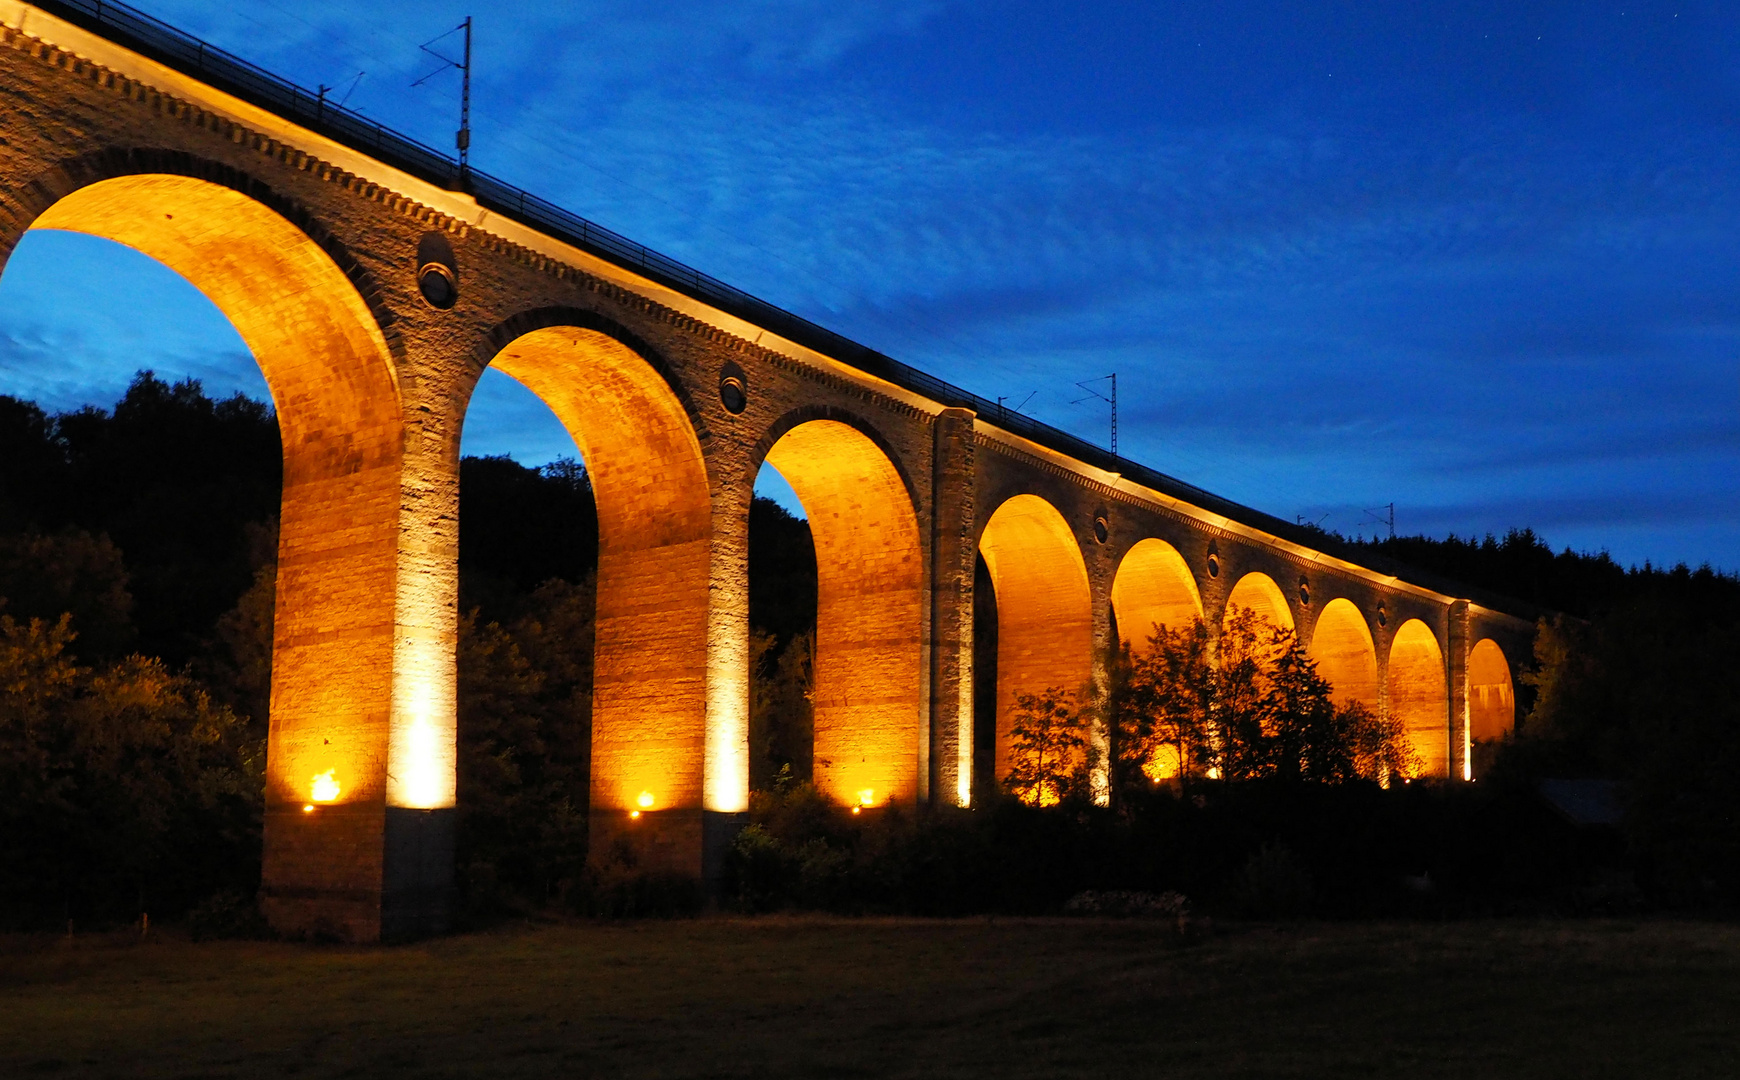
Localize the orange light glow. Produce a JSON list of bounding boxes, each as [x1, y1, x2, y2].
[[1142, 743, 1184, 782], [1111, 538, 1203, 651], [637, 791, 655, 809], [764, 421, 925, 812], [302, 804, 314, 813], [979, 495, 1094, 788], [1224, 572, 1295, 633], [629, 810, 641, 819], [1389, 619, 1450, 777], [1309, 597, 1380, 713], [851, 806, 862, 815], [489, 328, 716, 828], [858, 788, 876, 807], [310, 770, 341, 803]]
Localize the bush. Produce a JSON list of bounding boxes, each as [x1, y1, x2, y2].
[[1235, 842, 1314, 918], [576, 839, 703, 918], [185, 889, 270, 941], [719, 777, 1634, 919], [0, 613, 262, 929], [1063, 889, 1189, 921]]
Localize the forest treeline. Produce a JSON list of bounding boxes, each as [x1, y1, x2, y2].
[[0, 373, 1737, 927]]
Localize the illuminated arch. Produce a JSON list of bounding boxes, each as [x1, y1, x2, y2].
[[1468, 638, 1516, 743], [1223, 571, 1294, 633], [9, 170, 417, 939], [978, 494, 1093, 781], [481, 324, 713, 826], [759, 418, 924, 808], [1309, 598, 1379, 711], [1111, 538, 1203, 651], [1388, 619, 1449, 777], [19, 174, 414, 808]]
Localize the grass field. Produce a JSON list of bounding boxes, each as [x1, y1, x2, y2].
[[3, 917, 1737, 1078]]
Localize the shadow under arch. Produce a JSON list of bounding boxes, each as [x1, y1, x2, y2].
[[978, 493, 1093, 783], [757, 416, 924, 809], [1309, 597, 1379, 712], [1223, 571, 1294, 633], [15, 171, 411, 939], [1468, 638, 1516, 746], [1111, 538, 1203, 651], [477, 323, 714, 872], [1389, 618, 1449, 777]]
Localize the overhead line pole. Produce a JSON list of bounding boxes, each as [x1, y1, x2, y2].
[[1071, 374, 1117, 455], [415, 16, 472, 185], [457, 15, 471, 182]]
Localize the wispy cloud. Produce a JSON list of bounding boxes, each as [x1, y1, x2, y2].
[[4, 0, 1737, 569]]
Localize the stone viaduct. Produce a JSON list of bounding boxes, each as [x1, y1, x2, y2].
[[0, 1, 1535, 940]]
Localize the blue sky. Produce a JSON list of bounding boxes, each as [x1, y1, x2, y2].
[[1, 1, 1736, 568]]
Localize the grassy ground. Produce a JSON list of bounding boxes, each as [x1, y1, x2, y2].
[[2, 917, 1737, 1079]]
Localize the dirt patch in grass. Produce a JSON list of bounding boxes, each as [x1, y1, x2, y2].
[[2, 917, 1737, 1079]]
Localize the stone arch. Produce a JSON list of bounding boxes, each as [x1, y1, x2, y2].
[[752, 403, 922, 510], [1468, 638, 1516, 743], [1223, 570, 1294, 633], [2, 150, 400, 357], [475, 307, 709, 441], [1309, 598, 1379, 711], [978, 493, 1093, 782], [11, 170, 411, 938], [476, 323, 713, 866], [1111, 538, 1203, 651], [756, 415, 924, 808], [1388, 619, 1449, 777]]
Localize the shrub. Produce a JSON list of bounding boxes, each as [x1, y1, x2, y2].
[[185, 889, 270, 941], [0, 613, 261, 928], [1005, 687, 1094, 806], [576, 839, 704, 919], [1236, 842, 1315, 918]]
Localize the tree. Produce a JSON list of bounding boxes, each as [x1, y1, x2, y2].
[[0, 528, 135, 661], [1210, 607, 1286, 782], [749, 627, 813, 791], [1507, 587, 1740, 903], [1112, 606, 1414, 793], [1113, 618, 1215, 789], [458, 455, 598, 619], [0, 613, 261, 927], [454, 576, 596, 911], [746, 496, 818, 792], [1005, 686, 1092, 806], [1260, 637, 1413, 783]]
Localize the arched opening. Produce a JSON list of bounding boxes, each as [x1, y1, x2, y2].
[[978, 494, 1092, 784], [1309, 598, 1379, 711], [758, 420, 924, 809], [1388, 618, 1449, 777], [1111, 538, 1203, 650], [480, 326, 713, 860], [1468, 638, 1516, 743], [1223, 571, 1294, 633], [17, 173, 406, 936]]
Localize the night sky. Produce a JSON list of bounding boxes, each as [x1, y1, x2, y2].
[[1, 1, 1735, 568]]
